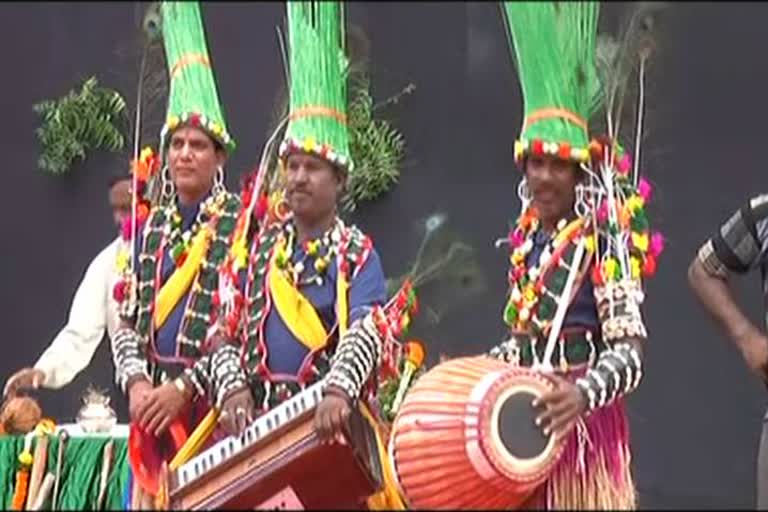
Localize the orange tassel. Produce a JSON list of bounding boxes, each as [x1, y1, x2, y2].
[[11, 469, 30, 510]]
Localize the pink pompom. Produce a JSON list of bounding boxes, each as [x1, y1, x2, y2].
[[638, 177, 653, 202], [120, 216, 132, 240], [597, 200, 609, 223], [511, 228, 525, 248], [650, 232, 665, 257], [618, 154, 632, 174]]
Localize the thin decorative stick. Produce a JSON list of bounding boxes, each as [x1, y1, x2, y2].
[[51, 429, 68, 510], [26, 430, 49, 507], [95, 440, 114, 510], [632, 53, 647, 187], [29, 473, 55, 511]]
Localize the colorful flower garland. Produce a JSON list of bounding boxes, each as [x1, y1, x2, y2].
[[504, 210, 585, 332], [113, 147, 161, 307], [504, 138, 664, 335], [115, 184, 241, 361], [587, 140, 664, 286]]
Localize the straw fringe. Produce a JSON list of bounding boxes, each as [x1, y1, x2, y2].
[[523, 380, 637, 510]]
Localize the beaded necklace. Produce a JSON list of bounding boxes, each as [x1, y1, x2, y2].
[[503, 207, 583, 331], [274, 219, 342, 287], [115, 190, 241, 361], [163, 194, 219, 268]]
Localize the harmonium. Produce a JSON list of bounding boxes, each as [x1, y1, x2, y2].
[[166, 380, 384, 510]]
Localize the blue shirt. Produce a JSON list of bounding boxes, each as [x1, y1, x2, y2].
[[241, 227, 387, 376], [133, 196, 208, 358], [528, 229, 599, 329]]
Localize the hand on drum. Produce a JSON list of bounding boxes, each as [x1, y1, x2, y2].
[[314, 386, 351, 445], [533, 373, 587, 441], [218, 386, 255, 435]]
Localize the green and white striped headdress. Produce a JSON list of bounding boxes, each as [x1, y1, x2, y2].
[[278, 1, 353, 172], [502, 1, 600, 166], [159, 1, 235, 153]]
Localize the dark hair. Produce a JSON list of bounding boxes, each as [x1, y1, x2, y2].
[[520, 154, 586, 181], [166, 123, 226, 154]]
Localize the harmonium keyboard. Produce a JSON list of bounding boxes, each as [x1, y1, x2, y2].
[[166, 380, 384, 510]]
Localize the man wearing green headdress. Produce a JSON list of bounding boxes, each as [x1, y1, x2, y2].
[[168, 2, 407, 508], [109, 1, 241, 505], [486, 2, 663, 509]]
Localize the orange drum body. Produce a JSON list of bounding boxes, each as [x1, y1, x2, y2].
[[389, 356, 566, 510]]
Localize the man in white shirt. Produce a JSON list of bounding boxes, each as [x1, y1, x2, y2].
[[2, 174, 132, 396]]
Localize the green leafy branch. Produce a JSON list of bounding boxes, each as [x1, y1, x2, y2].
[[34, 76, 128, 176], [343, 75, 412, 212]]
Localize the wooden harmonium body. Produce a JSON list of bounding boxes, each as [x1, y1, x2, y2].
[[167, 381, 383, 510]]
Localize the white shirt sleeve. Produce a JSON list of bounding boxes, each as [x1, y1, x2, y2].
[[33, 239, 118, 389]]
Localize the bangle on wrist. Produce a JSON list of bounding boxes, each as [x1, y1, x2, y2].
[[324, 384, 354, 406], [173, 376, 193, 400]]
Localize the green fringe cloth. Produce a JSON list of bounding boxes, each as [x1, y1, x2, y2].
[[0, 435, 128, 510]]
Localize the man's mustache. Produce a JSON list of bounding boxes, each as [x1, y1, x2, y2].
[[531, 186, 557, 196]]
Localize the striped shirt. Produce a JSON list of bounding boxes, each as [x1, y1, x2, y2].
[[697, 194, 768, 326]]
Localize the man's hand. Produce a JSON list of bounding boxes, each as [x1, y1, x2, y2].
[[136, 382, 189, 436], [128, 379, 154, 423], [313, 387, 351, 445], [533, 373, 588, 441], [3, 368, 46, 397], [218, 386, 255, 436], [739, 330, 768, 385]]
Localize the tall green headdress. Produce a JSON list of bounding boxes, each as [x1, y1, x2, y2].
[[502, 1, 600, 166], [159, 0, 234, 153], [278, 1, 353, 172]]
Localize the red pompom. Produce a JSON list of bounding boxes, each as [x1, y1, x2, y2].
[[589, 140, 604, 160], [113, 280, 126, 303], [532, 139, 544, 156], [137, 203, 150, 223], [642, 255, 657, 277], [591, 265, 604, 286], [189, 114, 201, 127], [255, 193, 269, 221], [240, 189, 253, 211]]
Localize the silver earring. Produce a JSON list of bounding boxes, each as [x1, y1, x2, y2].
[[574, 183, 589, 219], [517, 178, 532, 208], [161, 165, 175, 201], [213, 165, 225, 195]]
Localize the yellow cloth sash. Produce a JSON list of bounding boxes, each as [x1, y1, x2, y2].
[[153, 227, 211, 329], [268, 250, 331, 352], [268, 240, 404, 509]]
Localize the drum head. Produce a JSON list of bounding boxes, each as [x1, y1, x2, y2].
[[482, 371, 562, 481], [496, 391, 548, 459]]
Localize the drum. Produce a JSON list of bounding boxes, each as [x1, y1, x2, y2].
[[389, 356, 565, 510]]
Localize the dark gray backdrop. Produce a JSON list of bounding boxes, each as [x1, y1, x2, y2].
[[0, 1, 765, 508]]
